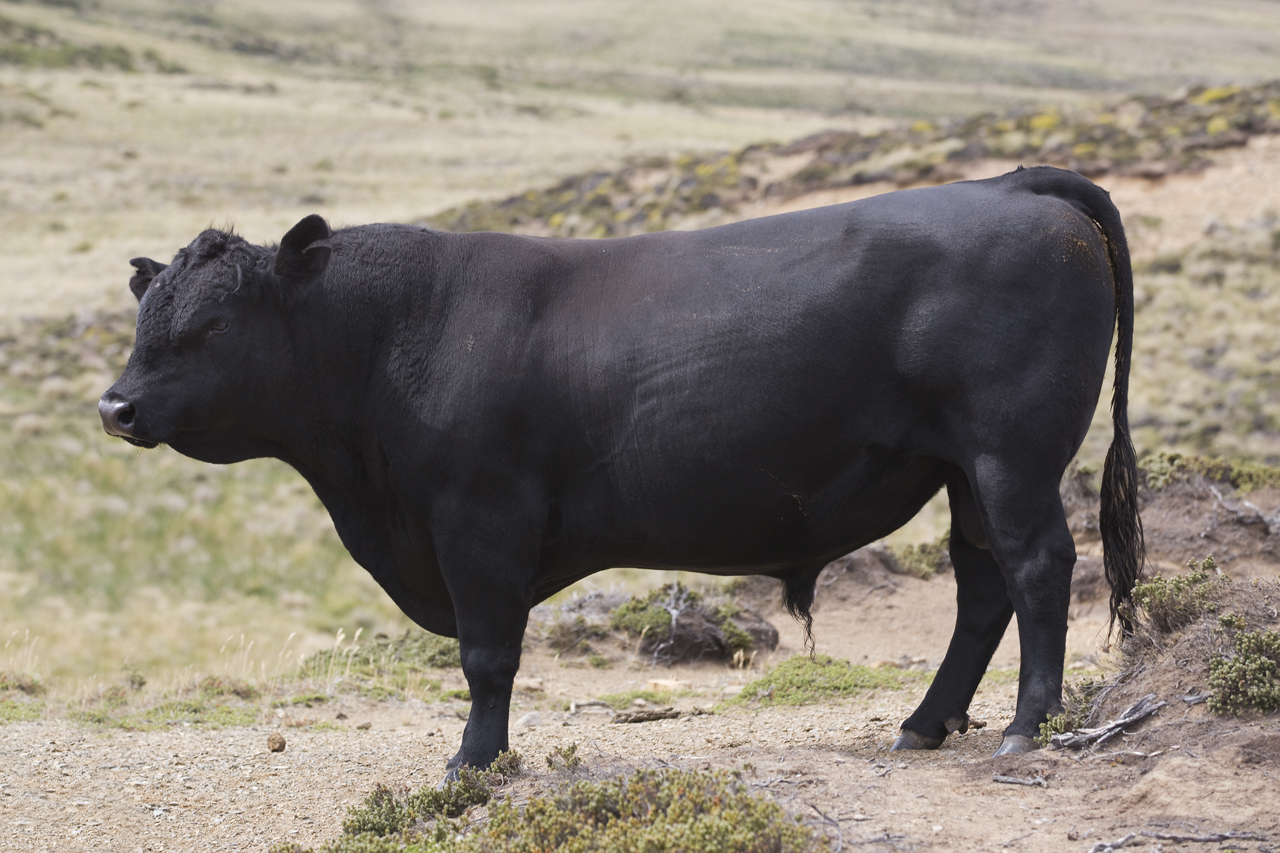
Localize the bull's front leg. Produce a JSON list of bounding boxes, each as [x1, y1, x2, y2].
[[446, 602, 528, 774], [432, 509, 538, 778]]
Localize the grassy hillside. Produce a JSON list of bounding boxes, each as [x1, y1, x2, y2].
[[3, 0, 1280, 687], [3, 0, 1280, 318]]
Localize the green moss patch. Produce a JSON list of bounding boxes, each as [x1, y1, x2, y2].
[[733, 655, 928, 707], [0, 699, 42, 722]]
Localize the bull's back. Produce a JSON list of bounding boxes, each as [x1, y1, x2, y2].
[[435, 170, 1117, 573]]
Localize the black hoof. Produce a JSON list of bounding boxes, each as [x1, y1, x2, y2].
[[891, 728, 944, 751], [436, 766, 461, 789], [944, 716, 969, 735], [992, 734, 1038, 756]]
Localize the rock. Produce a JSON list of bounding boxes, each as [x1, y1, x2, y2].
[[356, 722, 372, 730], [267, 732, 286, 753], [720, 685, 744, 697], [647, 678, 690, 692], [725, 608, 779, 651], [516, 711, 541, 727]]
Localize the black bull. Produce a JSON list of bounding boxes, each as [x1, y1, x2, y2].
[[100, 165, 1143, 771]]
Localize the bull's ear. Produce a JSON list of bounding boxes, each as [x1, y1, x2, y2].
[[274, 214, 332, 289], [128, 257, 168, 302]]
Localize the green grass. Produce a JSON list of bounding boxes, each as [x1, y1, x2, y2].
[[0, 311, 418, 680], [596, 689, 682, 710], [72, 694, 260, 729], [0, 699, 42, 722], [980, 669, 1021, 686], [732, 655, 928, 707]]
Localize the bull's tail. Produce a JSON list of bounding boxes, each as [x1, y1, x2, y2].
[[1021, 167, 1145, 636], [1061, 171, 1146, 636]]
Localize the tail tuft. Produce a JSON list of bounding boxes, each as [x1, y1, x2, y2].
[[780, 567, 822, 658]]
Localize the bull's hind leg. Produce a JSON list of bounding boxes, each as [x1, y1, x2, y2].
[[968, 455, 1075, 755], [894, 476, 1014, 750]]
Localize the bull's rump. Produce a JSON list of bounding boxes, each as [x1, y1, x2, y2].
[[428, 171, 1118, 576]]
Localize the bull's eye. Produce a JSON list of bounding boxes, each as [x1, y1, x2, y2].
[[208, 319, 230, 335]]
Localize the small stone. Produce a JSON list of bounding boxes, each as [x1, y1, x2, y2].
[[720, 685, 744, 697], [356, 722, 372, 730], [517, 711, 541, 727], [267, 732, 286, 753]]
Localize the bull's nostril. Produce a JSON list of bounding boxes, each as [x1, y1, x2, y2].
[[99, 395, 138, 437]]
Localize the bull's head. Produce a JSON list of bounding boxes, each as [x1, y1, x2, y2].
[[99, 215, 331, 463]]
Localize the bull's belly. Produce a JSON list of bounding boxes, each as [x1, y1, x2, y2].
[[542, 451, 951, 586]]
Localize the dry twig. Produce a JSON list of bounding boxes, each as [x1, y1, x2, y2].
[[1050, 693, 1166, 750], [992, 774, 1048, 788]]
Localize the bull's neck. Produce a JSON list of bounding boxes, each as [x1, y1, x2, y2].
[[267, 234, 455, 492]]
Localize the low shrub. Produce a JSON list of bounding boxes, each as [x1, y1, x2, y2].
[[1139, 452, 1280, 493], [0, 670, 44, 696], [610, 583, 776, 664], [279, 762, 818, 853], [889, 529, 951, 579], [1130, 555, 1228, 635], [1208, 628, 1280, 715]]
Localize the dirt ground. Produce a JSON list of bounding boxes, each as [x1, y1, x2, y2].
[[6, 138, 1280, 853], [4, 490, 1278, 853], [2, 587, 1277, 853]]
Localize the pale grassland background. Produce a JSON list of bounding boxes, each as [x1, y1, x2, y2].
[[2, 0, 1279, 692]]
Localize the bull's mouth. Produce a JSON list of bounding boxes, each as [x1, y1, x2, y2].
[[119, 435, 160, 449]]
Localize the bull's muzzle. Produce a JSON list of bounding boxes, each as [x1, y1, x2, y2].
[[98, 392, 139, 439]]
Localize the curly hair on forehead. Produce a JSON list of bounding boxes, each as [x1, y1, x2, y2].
[[180, 228, 258, 267]]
